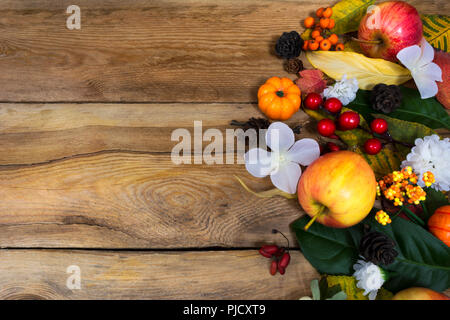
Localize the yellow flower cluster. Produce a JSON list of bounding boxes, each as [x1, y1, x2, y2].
[[375, 210, 392, 225], [422, 171, 435, 187], [377, 166, 429, 206]]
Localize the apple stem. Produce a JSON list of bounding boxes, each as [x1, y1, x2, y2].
[[351, 37, 382, 45], [304, 206, 326, 231]]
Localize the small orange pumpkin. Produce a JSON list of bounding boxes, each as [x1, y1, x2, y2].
[[428, 205, 450, 247], [257, 77, 301, 120]]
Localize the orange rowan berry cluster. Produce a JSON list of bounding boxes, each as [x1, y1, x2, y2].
[[375, 210, 392, 226], [303, 7, 344, 52], [377, 166, 429, 207]]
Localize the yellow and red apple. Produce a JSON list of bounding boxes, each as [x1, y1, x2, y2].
[[358, 1, 423, 62], [297, 151, 377, 228], [392, 287, 450, 300]]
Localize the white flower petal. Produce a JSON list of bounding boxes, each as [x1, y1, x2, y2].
[[419, 38, 435, 65], [418, 62, 443, 82], [397, 45, 421, 70], [401, 134, 450, 192], [368, 291, 377, 300], [413, 72, 439, 99], [244, 148, 273, 178], [265, 122, 294, 152], [287, 138, 320, 166], [323, 74, 358, 106], [270, 162, 301, 194]]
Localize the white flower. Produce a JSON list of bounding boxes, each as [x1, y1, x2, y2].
[[323, 74, 358, 106], [244, 122, 320, 194], [353, 259, 387, 300], [397, 38, 442, 99], [402, 134, 450, 191]]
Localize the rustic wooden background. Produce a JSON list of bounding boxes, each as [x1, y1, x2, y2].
[[0, 0, 448, 299]]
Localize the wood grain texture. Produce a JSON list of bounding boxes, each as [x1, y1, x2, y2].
[[0, 102, 314, 165], [0, 151, 307, 248], [0, 0, 443, 102], [0, 249, 318, 299]]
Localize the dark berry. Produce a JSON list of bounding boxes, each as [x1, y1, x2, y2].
[[364, 138, 382, 155], [304, 92, 323, 110], [338, 111, 360, 130], [323, 97, 342, 113], [370, 118, 388, 134], [327, 142, 340, 152], [317, 119, 336, 137]]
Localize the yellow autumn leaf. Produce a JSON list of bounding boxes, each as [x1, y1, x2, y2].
[[422, 14, 449, 52], [325, 275, 393, 300], [306, 51, 412, 90]]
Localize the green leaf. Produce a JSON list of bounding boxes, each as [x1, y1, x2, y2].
[[424, 188, 450, 221], [327, 291, 348, 300], [311, 279, 321, 300], [293, 211, 450, 293], [301, 0, 374, 40], [389, 87, 450, 130], [347, 87, 450, 130], [373, 114, 437, 145], [291, 215, 363, 275], [422, 14, 450, 52], [366, 216, 450, 292]]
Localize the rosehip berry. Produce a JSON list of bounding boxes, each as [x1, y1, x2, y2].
[[317, 119, 336, 137], [278, 252, 291, 269], [259, 245, 279, 258], [274, 247, 285, 257], [304, 92, 323, 110], [338, 111, 360, 130], [323, 97, 342, 113], [327, 142, 340, 152], [277, 262, 286, 275], [370, 118, 388, 134], [270, 260, 278, 275], [364, 138, 382, 155]]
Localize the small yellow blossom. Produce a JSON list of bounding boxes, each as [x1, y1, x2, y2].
[[422, 171, 435, 187], [375, 210, 392, 226]]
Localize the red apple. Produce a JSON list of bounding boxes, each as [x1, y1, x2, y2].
[[297, 151, 376, 229], [392, 287, 450, 300], [357, 1, 422, 62]]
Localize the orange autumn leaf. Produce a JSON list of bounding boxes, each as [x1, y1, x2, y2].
[[295, 69, 327, 95]]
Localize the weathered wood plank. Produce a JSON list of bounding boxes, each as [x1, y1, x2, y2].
[[0, 249, 318, 299], [0, 103, 313, 165], [0, 151, 305, 248], [0, 0, 442, 102]]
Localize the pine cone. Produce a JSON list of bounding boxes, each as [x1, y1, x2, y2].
[[230, 117, 271, 131], [371, 84, 402, 113], [275, 31, 303, 59], [359, 230, 398, 265], [284, 58, 304, 74]]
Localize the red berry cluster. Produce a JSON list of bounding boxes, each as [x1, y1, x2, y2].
[[304, 93, 389, 156], [258, 230, 291, 275]]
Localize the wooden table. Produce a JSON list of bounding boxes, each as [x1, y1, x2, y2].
[[0, 0, 446, 299]]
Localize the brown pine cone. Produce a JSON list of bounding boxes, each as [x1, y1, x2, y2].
[[371, 84, 402, 113], [284, 58, 304, 74], [359, 230, 398, 265]]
